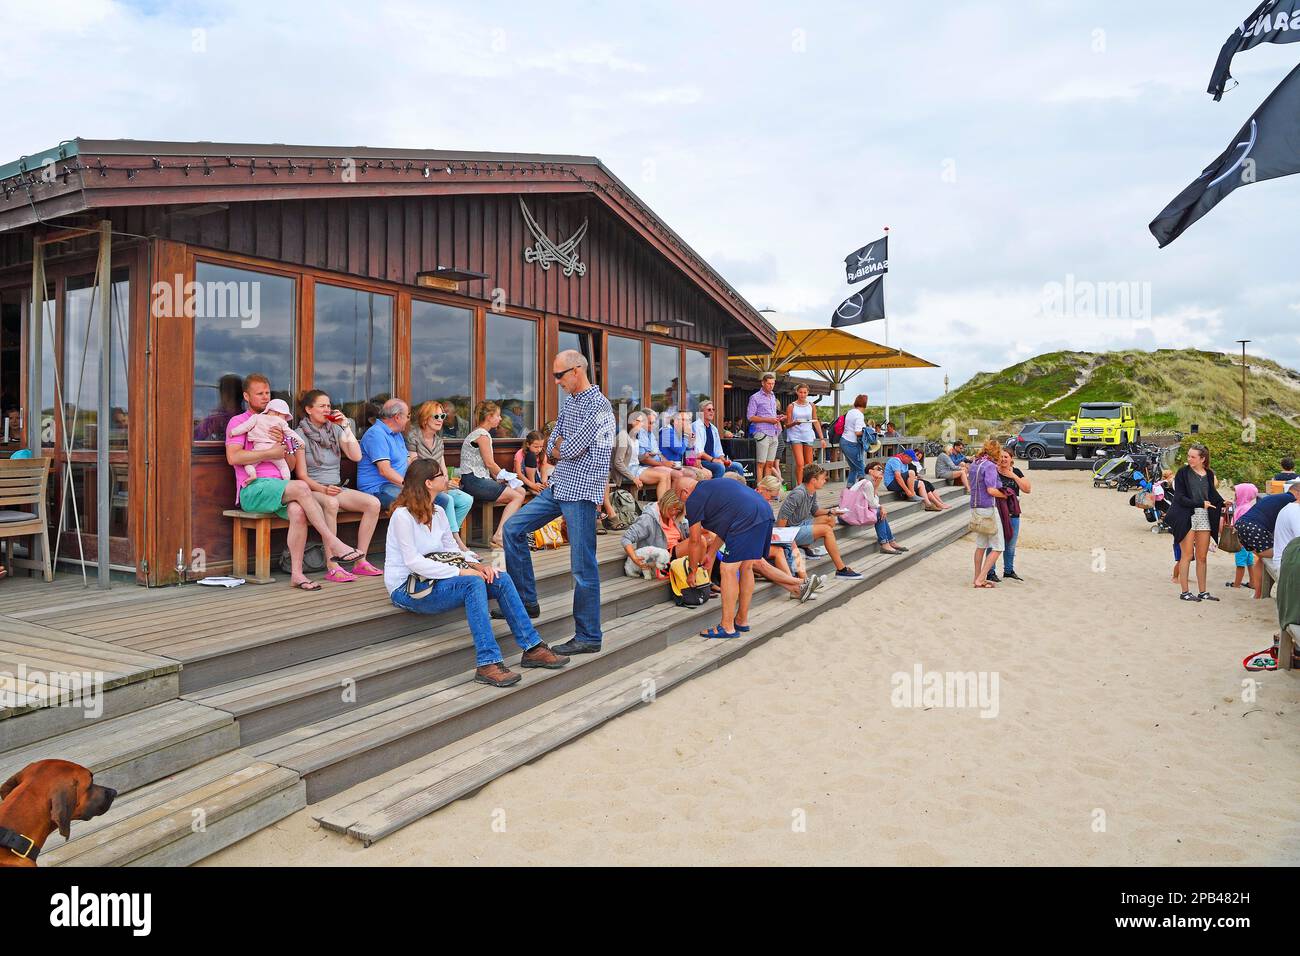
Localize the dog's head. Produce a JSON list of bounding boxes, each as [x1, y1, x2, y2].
[[0, 759, 117, 839]]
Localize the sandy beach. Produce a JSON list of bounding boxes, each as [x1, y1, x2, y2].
[[205, 468, 1300, 866]]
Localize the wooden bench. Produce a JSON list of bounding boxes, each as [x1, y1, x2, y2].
[[223, 509, 366, 584]]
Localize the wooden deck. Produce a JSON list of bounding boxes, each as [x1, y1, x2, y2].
[[0, 487, 975, 864]]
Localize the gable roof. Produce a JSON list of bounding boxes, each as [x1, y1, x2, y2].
[[0, 138, 775, 348]]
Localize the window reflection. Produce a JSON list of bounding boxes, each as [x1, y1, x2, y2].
[[411, 299, 474, 440], [485, 313, 536, 439], [314, 283, 393, 436]]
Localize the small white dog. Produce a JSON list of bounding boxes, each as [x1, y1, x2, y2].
[[625, 546, 672, 580]]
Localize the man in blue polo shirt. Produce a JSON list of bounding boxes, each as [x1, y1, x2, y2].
[[358, 399, 412, 509], [681, 474, 773, 639]]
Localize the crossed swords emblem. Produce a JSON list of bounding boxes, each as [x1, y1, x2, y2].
[[520, 198, 588, 277], [856, 243, 877, 265]]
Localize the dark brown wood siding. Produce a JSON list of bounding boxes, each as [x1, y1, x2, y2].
[[5, 196, 735, 347]]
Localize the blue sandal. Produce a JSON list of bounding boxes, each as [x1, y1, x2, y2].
[[734, 624, 751, 633], [700, 625, 740, 639]]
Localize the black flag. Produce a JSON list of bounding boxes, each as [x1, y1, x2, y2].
[[1151, 59, 1300, 247], [1208, 1, 1300, 101], [832, 276, 885, 327], [844, 236, 888, 283]]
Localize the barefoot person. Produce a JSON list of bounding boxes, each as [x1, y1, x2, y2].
[[385, 459, 569, 687], [293, 389, 384, 582], [226, 373, 366, 590], [969, 438, 1006, 589], [1167, 443, 1225, 603], [501, 349, 615, 655]]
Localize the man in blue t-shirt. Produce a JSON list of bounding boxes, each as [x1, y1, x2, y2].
[[883, 449, 919, 499], [358, 399, 412, 508], [680, 475, 774, 640]]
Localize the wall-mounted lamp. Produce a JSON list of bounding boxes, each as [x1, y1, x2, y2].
[[416, 267, 490, 293]]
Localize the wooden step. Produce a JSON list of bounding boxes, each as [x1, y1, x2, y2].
[[315, 507, 972, 843], [41, 752, 304, 867], [249, 505, 969, 805], [0, 618, 181, 753], [189, 491, 963, 748], [0, 699, 239, 795]]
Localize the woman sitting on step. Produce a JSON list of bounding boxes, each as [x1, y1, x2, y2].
[[384, 458, 570, 688]]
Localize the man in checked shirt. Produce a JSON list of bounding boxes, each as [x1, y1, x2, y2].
[[501, 349, 615, 655]]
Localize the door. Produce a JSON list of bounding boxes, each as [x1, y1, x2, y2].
[[0, 288, 25, 455]]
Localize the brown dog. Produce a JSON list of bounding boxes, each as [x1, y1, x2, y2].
[[0, 760, 117, 867]]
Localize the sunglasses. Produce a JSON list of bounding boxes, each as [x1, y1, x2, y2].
[[431, 413, 447, 420], [553, 366, 580, 381]]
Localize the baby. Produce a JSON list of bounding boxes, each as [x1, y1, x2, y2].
[[230, 398, 301, 481]]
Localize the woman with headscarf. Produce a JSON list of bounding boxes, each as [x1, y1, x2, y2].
[[1224, 483, 1262, 597]]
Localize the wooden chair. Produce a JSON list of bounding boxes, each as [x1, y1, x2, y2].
[[0, 456, 54, 582]]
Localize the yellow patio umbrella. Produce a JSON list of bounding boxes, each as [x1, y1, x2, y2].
[[729, 327, 936, 416]]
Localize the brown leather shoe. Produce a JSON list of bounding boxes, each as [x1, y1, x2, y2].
[[520, 643, 571, 669], [475, 662, 522, 687]]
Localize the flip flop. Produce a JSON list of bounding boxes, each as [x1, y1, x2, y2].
[[292, 579, 323, 591], [974, 581, 996, 589], [700, 625, 739, 639], [350, 559, 384, 576], [334, 549, 365, 564], [1243, 648, 1277, 672], [325, 566, 357, 583]]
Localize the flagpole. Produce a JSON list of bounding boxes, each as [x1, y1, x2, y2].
[[883, 226, 890, 426]]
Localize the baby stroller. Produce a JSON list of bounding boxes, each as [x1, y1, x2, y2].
[[1092, 453, 1135, 488], [1114, 451, 1160, 493]]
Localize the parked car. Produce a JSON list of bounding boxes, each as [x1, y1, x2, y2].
[[1008, 420, 1072, 460]]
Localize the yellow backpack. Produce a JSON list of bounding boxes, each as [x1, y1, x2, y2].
[[667, 555, 711, 607], [530, 516, 567, 551]]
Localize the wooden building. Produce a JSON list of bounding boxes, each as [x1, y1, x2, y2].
[[0, 139, 776, 585]]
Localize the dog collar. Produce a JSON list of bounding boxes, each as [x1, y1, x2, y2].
[[0, 826, 38, 861]]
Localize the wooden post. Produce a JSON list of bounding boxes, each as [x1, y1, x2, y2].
[[97, 221, 112, 589]]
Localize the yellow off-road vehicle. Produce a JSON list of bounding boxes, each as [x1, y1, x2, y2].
[[1064, 402, 1139, 460]]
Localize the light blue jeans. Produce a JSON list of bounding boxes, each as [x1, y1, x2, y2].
[[503, 487, 601, 646], [389, 572, 541, 667], [985, 515, 1019, 574], [435, 488, 474, 533], [841, 440, 865, 485], [874, 514, 895, 544]]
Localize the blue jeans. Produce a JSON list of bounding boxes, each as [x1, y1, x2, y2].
[[701, 460, 745, 479], [874, 514, 895, 544], [389, 573, 541, 667], [503, 487, 602, 645], [373, 485, 400, 509], [985, 515, 1019, 574], [435, 488, 474, 533], [841, 440, 865, 485]]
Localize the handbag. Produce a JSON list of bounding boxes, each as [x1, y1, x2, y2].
[[968, 509, 998, 536], [405, 550, 475, 597], [1218, 509, 1241, 553], [530, 516, 567, 550]]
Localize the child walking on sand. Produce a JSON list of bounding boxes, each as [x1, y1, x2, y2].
[[229, 397, 300, 481]]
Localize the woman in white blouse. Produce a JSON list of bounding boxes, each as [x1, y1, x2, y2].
[[385, 458, 570, 687]]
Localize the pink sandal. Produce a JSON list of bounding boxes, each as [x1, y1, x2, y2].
[[349, 558, 384, 577], [325, 566, 358, 583]]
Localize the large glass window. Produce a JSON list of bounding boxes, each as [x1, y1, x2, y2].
[[411, 299, 473, 440], [484, 313, 536, 439], [606, 335, 642, 427], [650, 343, 682, 420], [63, 270, 130, 450], [314, 283, 393, 436], [685, 348, 712, 418], [193, 262, 296, 440]]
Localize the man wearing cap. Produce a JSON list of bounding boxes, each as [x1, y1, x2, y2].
[[358, 398, 413, 510], [883, 447, 950, 511]]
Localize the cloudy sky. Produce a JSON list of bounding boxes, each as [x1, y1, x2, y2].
[[5, 0, 1300, 405]]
